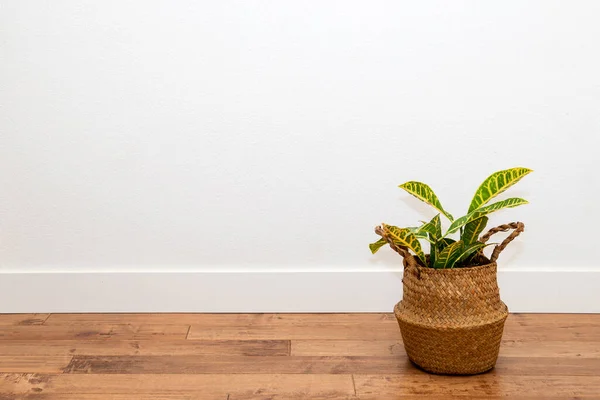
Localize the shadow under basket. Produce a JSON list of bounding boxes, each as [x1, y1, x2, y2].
[[394, 259, 508, 375]]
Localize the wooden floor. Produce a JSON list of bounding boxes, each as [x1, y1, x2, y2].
[[0, 313, 599, 399]]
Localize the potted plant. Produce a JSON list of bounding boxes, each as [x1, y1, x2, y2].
[[370, 167, 532, 375]]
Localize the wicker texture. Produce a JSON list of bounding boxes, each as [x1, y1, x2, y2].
[[395, 258, 508, 374], [376, 222, 524, 375]]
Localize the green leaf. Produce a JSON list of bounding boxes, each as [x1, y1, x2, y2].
[[431, 214, 442, 240], [406, 226, 434, 244], [418, 214, 442, 242], [447, 197, 529, 235], [453, 242, 488, 267], [433, 240, 463, 269], [429, 242, 436, 267], [399, 181, 454, 221], [437, 238, 456, 252], [468, 167, 532, 213], [433, 241, 489, 269], [423, 214, 442, 268], [369, 238, 388, 254], [461, 216, 489, 245], [382, 224, 426, 265]]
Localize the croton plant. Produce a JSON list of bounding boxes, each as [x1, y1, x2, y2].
[[370, 167, 532, 269]]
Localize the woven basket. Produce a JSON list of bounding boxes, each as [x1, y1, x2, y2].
[[396, 258, 508, 374], [377, 222, 524, 375]]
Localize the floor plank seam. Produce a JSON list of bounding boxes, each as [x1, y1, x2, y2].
[[185, 325, 191, 340], [42, 314, 52, 325], [351, 374, 357, 397]]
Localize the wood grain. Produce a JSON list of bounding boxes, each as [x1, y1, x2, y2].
[[292, 339, 600, 358], [62, 355, 411, 375], [500, 339, 600, 358], [20, 396, 194, 400], [188, 323, 399, 340], [353, 374, 600, 398], [1, 373, 355, 399], [0, 356, 72, 373], [1, 313, 599, 399], [0, 340, 289, 356], [292, 340, 404, 356], [0, 314, 49, 326], [44, 313, 395, 326], [0, 325, 189, 341]]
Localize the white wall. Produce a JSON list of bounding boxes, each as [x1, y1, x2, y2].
[[1, 1, 599, 276]]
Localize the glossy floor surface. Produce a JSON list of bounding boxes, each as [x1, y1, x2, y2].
[[1, 313, 599, 399]]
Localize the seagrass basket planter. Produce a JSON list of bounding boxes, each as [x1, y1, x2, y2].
[[370, 168, 531, 375], [376, 222, 524, 375]]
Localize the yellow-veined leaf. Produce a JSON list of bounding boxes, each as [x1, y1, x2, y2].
[[437, 237, 456, 251], [453, 242, 488, 268], [369, 238, 388, 254], [429, 243, 437, 267], [461, 216, 489, 245], [468, 167, 532, 213], [382, 224, 426, 265], [418, 214, 442, 242], [406, 225, 435, 244], [447, 197, 528, 235], [421, 214, 441, 267], [399, 181, 454, 221], [433, 240, 463, 269]]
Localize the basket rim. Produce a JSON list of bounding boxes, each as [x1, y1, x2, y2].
[[409, 257, 497, 274]]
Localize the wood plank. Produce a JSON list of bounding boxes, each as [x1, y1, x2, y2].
[[510, 313, 600, 326], [21, 395, 193, 400], [0, 373, 355, 399], [353, 375, 600, 398], [292, 340, 404, 356], [45, 313, 600, 327], [45, 313, 600, 340], [493, 357, 600, 376], [292, 339, 600, 358], [45, 313, 395, 326], [500, 340, 600, 358], [0, 340, 289, 356], [183, 314, 600, 341], [502, 317, 600, 341], [0, 314, 49, 326], [188, 323, 399, 340], [0, 325, 189, 341], [189, 321, 600, 341], [62, 355, 410, 375], [60, 355, 600, 377], [0, 356, 72, 373]]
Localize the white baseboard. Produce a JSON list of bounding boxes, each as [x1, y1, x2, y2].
[[0, 269, 598, 313]]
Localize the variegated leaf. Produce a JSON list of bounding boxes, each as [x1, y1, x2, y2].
[[399, 181, 454, 221], [429, 243, 437, 267], [418, 214, 441, 242], [453, 242, 488, 268], [468, 167, 532, 213], [382, 224, 426, 265], [433, 240, 463, 269], [424, 214, 441, 267], [404, 225, 434, 244], [430, 238, 456, 266], [369, 238, 388, 254], [437, 237, 456, 251], [461, 216, 489, 245], [447, 197, 529, 235]]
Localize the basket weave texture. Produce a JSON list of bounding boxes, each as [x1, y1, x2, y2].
[[395, 257, 508, 375]]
